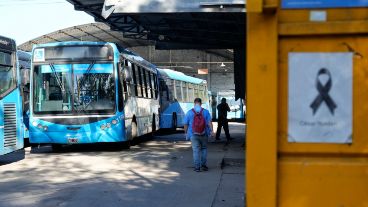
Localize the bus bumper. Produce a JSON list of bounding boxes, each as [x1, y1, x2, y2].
[[29, 126, 126, 144]]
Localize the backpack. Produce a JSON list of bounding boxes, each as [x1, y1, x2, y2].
[[192, 108, 206, 135]]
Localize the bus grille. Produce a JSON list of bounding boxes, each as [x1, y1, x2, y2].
[[3, 103, 17, 147]]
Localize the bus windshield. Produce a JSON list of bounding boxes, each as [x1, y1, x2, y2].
[[0, 51, 16, 96], [33, 63, 116, 115]]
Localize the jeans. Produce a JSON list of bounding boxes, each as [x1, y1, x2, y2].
[[191, 134, 208, 169], [216, 118, 230, 140]]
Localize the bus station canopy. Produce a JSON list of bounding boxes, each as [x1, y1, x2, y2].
[[18, 23, 152, 52]]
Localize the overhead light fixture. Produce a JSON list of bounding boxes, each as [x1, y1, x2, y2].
[[220, 62, 226, 67]]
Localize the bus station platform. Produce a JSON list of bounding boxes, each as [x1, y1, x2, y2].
[[0, 122, 245, 207]]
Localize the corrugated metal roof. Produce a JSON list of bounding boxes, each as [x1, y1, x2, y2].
[[18, 22, 152, 52]]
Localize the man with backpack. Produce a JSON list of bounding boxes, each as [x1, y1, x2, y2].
[[184, 98, 215, 172]]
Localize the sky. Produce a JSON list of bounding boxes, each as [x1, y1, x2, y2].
[[0, 0, 95, 44]]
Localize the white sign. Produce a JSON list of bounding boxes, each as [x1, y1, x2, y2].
[[288, 52, 353, 143], [33, 48, 45, 62]]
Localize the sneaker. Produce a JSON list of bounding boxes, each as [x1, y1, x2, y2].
[[201, 165, 209, 171], [194, 168, 200, 172]]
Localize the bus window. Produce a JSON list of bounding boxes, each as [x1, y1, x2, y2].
[[188, 83, 194, 102], [199, 85, 205, 100], [131, 63, 138, 97], [159, 79, 169, 101], [137, 66, 143, 97], [175, 80, 182, 102], [147, 71, 152, 99], [118, 62, 124, 111], [166, 79, 173, 101], [153, 73, 158, 99], [182, 82, 188, 102], [194, 84, 199, 99], [150, 72, 155, 99], [142, 68, 148, 98]]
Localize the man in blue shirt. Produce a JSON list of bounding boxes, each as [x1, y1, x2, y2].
[[184, 98, 215, 172]]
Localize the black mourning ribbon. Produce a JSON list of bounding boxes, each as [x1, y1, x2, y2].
[[310, 68, 337, 115]]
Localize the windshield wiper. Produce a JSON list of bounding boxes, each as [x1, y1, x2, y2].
[[76, 61, 96, 113], [77, 61, 96, 90], [49, 63, 65, 93]]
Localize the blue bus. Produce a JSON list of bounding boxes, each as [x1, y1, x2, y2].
[[158, 69, 210, 129], [17, 50, 31, 142], [29, 42, 160, 149], [0, 35, 24, 155]]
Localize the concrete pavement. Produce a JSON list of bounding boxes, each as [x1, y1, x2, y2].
[[0, 122, 245, 207]]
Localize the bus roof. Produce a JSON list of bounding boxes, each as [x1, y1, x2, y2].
[[32, 41, 113, 49], [120, 48, 157, 71], [31, 41, 158, 73], [0, 35, 16, 52], [157, 68, 206, 85]]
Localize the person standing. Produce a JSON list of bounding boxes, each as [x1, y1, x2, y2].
[[184, 98, 215, 172], [216, 98, 233, 143]]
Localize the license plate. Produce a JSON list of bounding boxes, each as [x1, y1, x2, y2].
[[68, 138, 79, 144]]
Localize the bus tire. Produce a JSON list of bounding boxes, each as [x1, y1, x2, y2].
[[171, 113, 177, 131], [119, 141, 131, 149], [131, 120, 138, 139], [51, 144, 62, 152], [152, 114, 156, 133]]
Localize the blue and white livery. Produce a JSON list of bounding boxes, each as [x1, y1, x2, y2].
[[0, 35, 24, 155], [29, 42, 159, 149], [158, 69, 210, 129]]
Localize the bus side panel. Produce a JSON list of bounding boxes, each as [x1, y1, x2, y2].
[[0, 89, 24, 155], [159, 101, 186, 129], [0, 101, 4, 155], [160, 102, 210, 129], [124, 97, 159, 140]]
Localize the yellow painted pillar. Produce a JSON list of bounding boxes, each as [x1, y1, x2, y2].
[[247, 1, 368, 207], [247, 0, 278, 206]]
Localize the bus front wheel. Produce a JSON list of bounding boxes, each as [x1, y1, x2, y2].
[[119, 141, 131, 149], [152, 114, 156, 133], [171, 113, 177, 131], [131, 121, 138, 139], [51, 144, 62, 152]]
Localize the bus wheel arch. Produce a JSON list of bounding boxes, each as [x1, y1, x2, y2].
[[131, 116, 138, 139], [172, 112, 177, 130]]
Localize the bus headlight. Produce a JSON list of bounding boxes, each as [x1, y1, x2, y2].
[[43, 126, 48, 131], [32, 122, 38, 127], [100, 124, 106, 130], [106, 123, 111, 128], [112, 119, 118, 125]]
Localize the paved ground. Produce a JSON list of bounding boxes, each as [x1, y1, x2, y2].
[[0, 122, 245, 207]]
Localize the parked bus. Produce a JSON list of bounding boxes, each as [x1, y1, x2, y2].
[[158, 69, 209, 130], [0, 35, 24, 155], [29, 42, 159, 149], [17, 50, 31, 143]]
